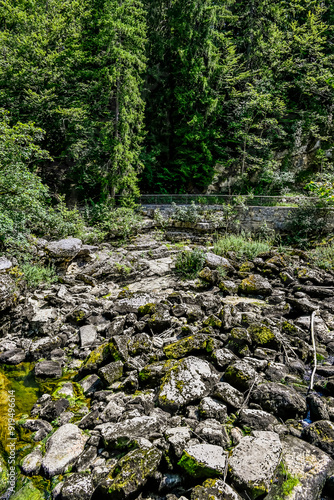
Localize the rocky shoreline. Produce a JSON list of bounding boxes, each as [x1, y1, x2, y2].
[[1, 232, 334, 499]]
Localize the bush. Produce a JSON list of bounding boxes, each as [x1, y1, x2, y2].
[[310, 242, 334, 270], [21, 263, 57, 288], [285, 197, 332, 246], [174, 248, 206, 279], [214, 234, 270, 260], [85, 203, 143, 240], [171, 202, 201, 223]]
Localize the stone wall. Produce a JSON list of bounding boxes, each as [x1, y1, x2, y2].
[[142, 204, 334, 232]]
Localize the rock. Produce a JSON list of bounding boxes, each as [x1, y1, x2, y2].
[[79, 374, 103, 395], [213, 382, 244, 410], [11, 482, 44, 500], [22, 419, 53, 441], [247, 323, 278, 348], [35, 361, 62, 379], [307, 393, 329, 421], [224, 360, 258, 391], [237, 409, 279, 432], [30, 308, 57, 333], [147, 307, 172, 333], [107, 316, 126, 337], [239, 275, 272, 296], [251, 383, 307, 420], [38, 399, 70, 423], [163, 334, 212, 359], [229, 431, 282, 498], [98, 360, 123, 385], [96, 445, 162, 499], [158, 356, 219, 411], [195, 420, 230, 448], [265, 435, 334, 500], [97, 414, 168, 449], [191, 479, 242, 500], [204, 253, 234, 271], [46, 238, 82, 259], [60, 474, 94, 500], [302, 420, 334, 458], [0, 348, 26, 364], [165, 427, 193, 458], [42, 424, 89, 477], [0, 274, 17, 312], [21, 447, 42, 475], [79, 325, 97, 348], [178, 444, 227, 478], [0, 256, 12, 272], [199, 397, 227, 422], [212, 348, 237, 369]]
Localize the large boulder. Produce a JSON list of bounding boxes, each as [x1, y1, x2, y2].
[[251, 383, 307, 420], [42, 424, 88, 476], [229, 431, 282, 499], [265, 435, 334, 500], [204, 253, 234, 272], [158, 356, 220, 411], [46, 238, 82, 259]]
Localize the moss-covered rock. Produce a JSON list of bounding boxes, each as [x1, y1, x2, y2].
[[203, 315, 222, 329], [239, 274, 272, 296], [97, 445, 162, 499], [79, 343, 111, 375], [191, 478, 241, 500], [224, 360, 257, 391], [137, 303, 156, 316], [0, 455, 9, 496], [178, 444, 227, 479], [163, 335, 213, 359], [11, 481, 44, 500], [139, 359, 177, 387], [247, 323, 278, 348]]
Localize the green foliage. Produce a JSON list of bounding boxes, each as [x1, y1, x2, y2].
[[214, 234, 270, 260], [174, 249, 206, 279], [86, 204, 143, 240], [21, 263, 57, 288], [285, 197, 332, 245], [309, 241, 334, 270], [170, 202, 201, 223]]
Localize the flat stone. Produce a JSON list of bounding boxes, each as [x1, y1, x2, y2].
[[178, 444, 227, 478], [239, 274, 272, 296], [158, 356, 219, 411], [79, 324, 97, 348], [229, 431, 282, 498], [35, 360, 62, 379], [265, 435, 334, 500], [0, 349, 26, 365], [79, 374, 103, 395], [46, 238, 82, 259], [42, 423, 88, 476]]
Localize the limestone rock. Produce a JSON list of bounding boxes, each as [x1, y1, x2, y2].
[[42, 424, 88, 476], [302, 420, 334, 458], [265, 435, 334, 500], [158, 356, 220, 411], [46, 238, 82, 259], [229, 431, 282, 498], [178, 444, 227, 478], [60, 474, 94, 500], [191, 479, 242, 500], [224, 360, 257, 391], [97, 445, 162, 499], [205, 253, 234, 271], [35, 361, 62, 379], [79, 324, 97, 348], [213, 382, 244, 410], [98, 360, 123, 385], [21, 447, 42, 476], [0, 273, 16, 312], [0, 256, 12, 272], [251, 382, 307, 420], [239, 274, 272, 296]]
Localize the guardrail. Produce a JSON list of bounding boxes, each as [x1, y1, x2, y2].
[[115, 194, 318, 207]]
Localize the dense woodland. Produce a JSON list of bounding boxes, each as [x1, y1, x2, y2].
[[1, 0, 334, 200]]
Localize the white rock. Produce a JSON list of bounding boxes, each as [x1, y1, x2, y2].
[[79, 325, 97, 348]]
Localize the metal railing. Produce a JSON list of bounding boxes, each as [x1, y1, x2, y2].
[[115, 194, 318, 207]]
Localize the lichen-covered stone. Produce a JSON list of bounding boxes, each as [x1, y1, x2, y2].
[[0, 455, 9, 496], [97, 445, 162, 499], [191, 478, 242, 500], [239, 274, 272, 296], [247, 323, 278, 348], [302, 420, 334, 458], [224, 360, 257, 391], [139, 359, 177, 386], [213, 382, 244, 409], [21, 446, 42, 476], [79, 342, 111, 375], [34, 360, 62, 379], [178, 444, 227, 478], [265, 435, 334, 500], [229, 431, 282, 499], [60, 474, 95, 500], [163, 335, 213, 359], [158, 356, 220, 411], [98, 360, 123, 385]]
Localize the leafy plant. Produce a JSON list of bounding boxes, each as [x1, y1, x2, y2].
[[174, 249, 206, 279], [285, 197, 332, 246], [21, 263, 57, 288], [170, 202, 201, 223], [309, 241, 334, 270], [85, 203, 143, 240], [214, 234, 270, 260]]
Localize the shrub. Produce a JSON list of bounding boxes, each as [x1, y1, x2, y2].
[[85, 203, 143, 240], [285, 197, 332, 246], [170, 202, 201, 223], [21, 263, 57, 288], [310, 241, 334, 270], [214, 234, 270, 260], [174, 248, 206, 279]]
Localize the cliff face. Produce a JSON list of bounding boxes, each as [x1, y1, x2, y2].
[[1, 233, 334, 499]]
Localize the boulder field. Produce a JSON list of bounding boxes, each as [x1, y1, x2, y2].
[[1, 234, 334, 499]]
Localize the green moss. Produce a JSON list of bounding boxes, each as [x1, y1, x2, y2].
[[138, 303, 156, 316], [248, 324, 275, 345], [80, 342, 110, 373], [0, 455, 9, 495], [11, 481, 45, 499], [178, 451, 222, 478]]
